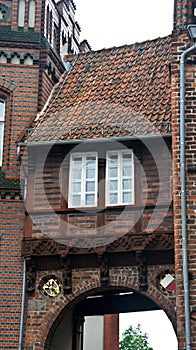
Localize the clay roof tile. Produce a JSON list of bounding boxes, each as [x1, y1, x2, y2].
[[27, 36, 172, 142]]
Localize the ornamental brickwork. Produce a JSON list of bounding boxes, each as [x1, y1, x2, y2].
[[1, 1, 196, 350]]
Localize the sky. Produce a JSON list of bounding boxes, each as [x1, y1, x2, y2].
[[76, 0, 174, 51], [75, 1, 177, 349], [119, 311, 178, 350]]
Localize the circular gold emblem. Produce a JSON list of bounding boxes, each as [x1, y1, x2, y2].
[[39, 275, 62, 298]]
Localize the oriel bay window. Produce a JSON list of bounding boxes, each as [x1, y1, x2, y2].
[[68, 149, 134, 208]]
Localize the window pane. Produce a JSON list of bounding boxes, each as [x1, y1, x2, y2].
[[109, 192, 118, 205], [110, 155, 118, 162], [109, 180, 118, 191], [123, 191, 132, 204], [109, 167, 118, 178], [122, 179, 131, 190], [86, 194, 95, 206], [122, 153, 132, 163], [123, 166, 132, 176], [86, 168, 95, 179], [73, 168, 82, 180], [86, 181, 95, 192], [72, 195, 81, 206], [86, 156, 96, 167], [73, 157, 82, 166], [72, 182, 81, 192]]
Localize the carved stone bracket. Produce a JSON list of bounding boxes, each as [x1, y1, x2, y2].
[[136, 251, 148, 291], [26, 257, 36, 294], [98, 253, 109, 286], [61, 255, 72, 294]]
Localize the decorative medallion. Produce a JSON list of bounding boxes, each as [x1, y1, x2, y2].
[[0, 3, 10, 22], [39, 275, 62, 298], [156, 270, 176, 295]]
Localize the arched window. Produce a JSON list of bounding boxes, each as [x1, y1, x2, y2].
[[62, 31, 68, 55], [46, 5, 49, 38], [49, 10, 52, 43], [53, 23, 58, 51], [18, 0, 25, 27], [28, 0, 35, 28], [0, 99, 5, 166]]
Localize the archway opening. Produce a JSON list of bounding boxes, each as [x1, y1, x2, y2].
[[48, 287, 177, 350]]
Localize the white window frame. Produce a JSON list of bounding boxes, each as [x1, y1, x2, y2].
[[0, 99, 5, 166], [68, 152, 98, 208], [105, 149, 134, 206]]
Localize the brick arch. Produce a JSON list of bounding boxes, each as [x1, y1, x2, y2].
[[33, 278, 176, 349], [0, 78, 17, 94]]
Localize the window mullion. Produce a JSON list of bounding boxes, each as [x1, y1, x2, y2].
[[82, 155, 86, 206], [95, 154, 98, 206], [118, 152, 122, 204]]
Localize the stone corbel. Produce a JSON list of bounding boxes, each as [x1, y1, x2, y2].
[[26, 257, 36, 294], [61, 255, 72, 294], [136, 251, 148, 291], [98, 253, 109, 286]]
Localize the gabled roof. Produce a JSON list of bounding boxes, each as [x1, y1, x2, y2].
[[27, 35, 172, 143]]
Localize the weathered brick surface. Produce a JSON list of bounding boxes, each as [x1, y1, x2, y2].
[[2, 0, 196, 349], [171, 29, 196, 350], [0, 1, 80, 349], [0, 200, 24, 349], [22, 264, 176, 349], [104, 314, 119, 350]]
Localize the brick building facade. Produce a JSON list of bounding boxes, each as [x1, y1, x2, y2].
[[0, 0, 89, 348], [1, 0, 196, 349]]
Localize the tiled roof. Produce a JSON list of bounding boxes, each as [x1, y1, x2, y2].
[[27, 36, 172, 142]]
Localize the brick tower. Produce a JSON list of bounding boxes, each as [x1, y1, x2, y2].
[[172, 1, 196, 349], [0, 1, 84, 348]]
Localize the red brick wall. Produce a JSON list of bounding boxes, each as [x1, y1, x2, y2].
[[0, 62, 40, 174], [22, 264, 175, 349], [173, 0, 196, 31], [171, 30, 196, 348], [0, 200, 24, 349], [0, 6, 65, 350], [104, 314, 119, 350]]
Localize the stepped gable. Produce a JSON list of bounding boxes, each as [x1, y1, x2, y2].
[[27, 35, 172, 143]]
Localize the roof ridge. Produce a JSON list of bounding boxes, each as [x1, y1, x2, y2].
[[63, 34, 172, 58]]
